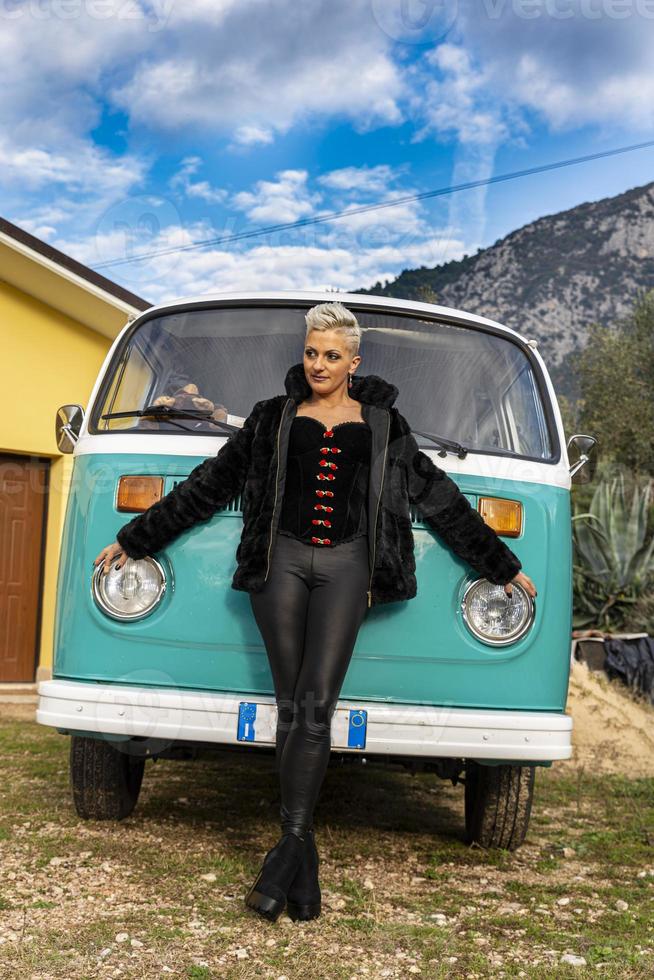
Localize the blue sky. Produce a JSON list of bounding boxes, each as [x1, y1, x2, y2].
[[2, 0, 654, 305]]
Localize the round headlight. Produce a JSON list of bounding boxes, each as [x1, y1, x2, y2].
[[92, 556, 167, 621], [461, 578, 534, 646]]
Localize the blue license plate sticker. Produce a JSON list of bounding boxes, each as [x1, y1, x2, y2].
[[237, 702, 258, 742], [348, 709, 367, 749]]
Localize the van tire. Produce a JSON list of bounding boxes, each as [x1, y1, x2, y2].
[[464, 762, 535, 850], [70, 736, 145, 820]]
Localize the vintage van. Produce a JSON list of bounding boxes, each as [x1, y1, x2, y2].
[[36, 291, 597, 850]]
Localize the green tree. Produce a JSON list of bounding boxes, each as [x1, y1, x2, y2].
[[578, 288, 654, 475], [415, 284, 439, 304], [556, 392, 578, 444]]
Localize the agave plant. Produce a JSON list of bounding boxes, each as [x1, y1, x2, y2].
[[572, 471, 654, 630]]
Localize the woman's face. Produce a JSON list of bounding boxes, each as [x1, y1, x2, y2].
[[303, 329, 361, 397]]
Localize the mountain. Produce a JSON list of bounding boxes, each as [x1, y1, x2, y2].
[[353, 180, 654, 402]]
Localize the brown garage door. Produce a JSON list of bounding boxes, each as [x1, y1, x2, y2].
[[0, 454, 49, 682]]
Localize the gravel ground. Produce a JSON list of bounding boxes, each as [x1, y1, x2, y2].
[[0, 677, 653, 979]]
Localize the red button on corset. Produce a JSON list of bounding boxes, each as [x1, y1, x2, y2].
[[278, 415, 372, 547]]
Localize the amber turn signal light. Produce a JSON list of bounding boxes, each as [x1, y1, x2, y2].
[[477, 496, 522, 537], [117, 476, 164, 513]]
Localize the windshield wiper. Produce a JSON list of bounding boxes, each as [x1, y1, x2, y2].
[[411, 428, 469, 459], [100, 405, 241, 434]]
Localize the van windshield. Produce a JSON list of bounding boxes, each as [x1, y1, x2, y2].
[[90, 304, 555, 461]]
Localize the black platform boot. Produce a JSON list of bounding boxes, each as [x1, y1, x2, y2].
[[244, 832, 306, 922], [286, 827, 321, 921]]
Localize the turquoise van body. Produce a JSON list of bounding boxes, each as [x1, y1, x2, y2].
[[55, 451, 571, 711], [37, 292, 580, 845]]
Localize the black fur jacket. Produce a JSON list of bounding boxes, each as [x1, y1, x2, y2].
[[117, 362, 522, 607]]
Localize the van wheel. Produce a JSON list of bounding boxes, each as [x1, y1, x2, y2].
[[70, 736, 145, 820], [464, 762, 535, 850]]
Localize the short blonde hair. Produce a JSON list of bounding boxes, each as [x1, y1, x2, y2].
[[304, 302, 361, 356]]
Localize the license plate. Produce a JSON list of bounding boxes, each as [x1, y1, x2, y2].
[[237, 702, 367, 750]]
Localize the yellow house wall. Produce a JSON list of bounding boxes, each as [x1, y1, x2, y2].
[[0, 280, 114, 678]]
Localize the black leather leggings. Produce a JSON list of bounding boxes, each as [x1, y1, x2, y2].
[[249, 530, 370, 838]]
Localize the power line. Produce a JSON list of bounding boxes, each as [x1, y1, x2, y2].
[[93, 138, 654, 270]]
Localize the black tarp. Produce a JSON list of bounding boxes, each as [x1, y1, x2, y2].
[[603, 636, 654, 705]]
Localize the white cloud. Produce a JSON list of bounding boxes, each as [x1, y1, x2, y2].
[[0, 136, 146, 196], [108, 0, 405, 136], [310, 165, 430, 248], [0, 0, 406, 254], [314, 194, 431, 246], [231, 170, 322, 224], [456, 0, 654, 131], [105, 229, 463, 305], [411, 43, 509, 146], [0, 6, 144, 146], [446, 143, 498, 247], [0, 1, 403, 146], [405, 4, 654, 153], [405, 40, 515, 249], [510, 50, 654, 130], [230, 125, 275, 147], [0, 133, 150, 255], [169, 156, 228, 204], [51, 194, 463, 304], [0, 7, 152, 246], [60, 159, 455, 303], [317, 164, 407, 194]]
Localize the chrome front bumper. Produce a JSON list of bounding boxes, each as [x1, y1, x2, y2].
[[36, 679, 572, 762]]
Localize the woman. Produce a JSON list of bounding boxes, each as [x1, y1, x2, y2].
[[94, 302, 536, 924]]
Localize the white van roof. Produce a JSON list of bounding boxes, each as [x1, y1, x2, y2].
[[134, 289, 529, 344]]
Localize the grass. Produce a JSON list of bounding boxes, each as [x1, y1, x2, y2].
[[0, 708, 652, 978]]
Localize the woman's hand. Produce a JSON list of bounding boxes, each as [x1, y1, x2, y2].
[[93, 541, 129, 576], [503, 571, 537, 598]]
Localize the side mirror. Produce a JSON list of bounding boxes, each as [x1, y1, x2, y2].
[[567, 433, 598, 485], [55, 404, 85, 454]]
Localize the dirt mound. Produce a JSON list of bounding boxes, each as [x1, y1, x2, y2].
[[561, 658, 654, 777]]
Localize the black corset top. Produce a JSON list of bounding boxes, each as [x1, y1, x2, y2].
[[278, 415, 372, 547]]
